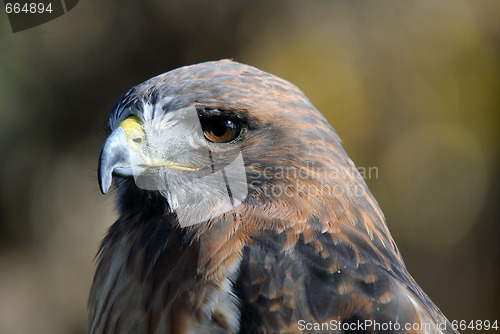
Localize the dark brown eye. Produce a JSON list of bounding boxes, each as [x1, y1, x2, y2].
[[201, 118, 241, 143]]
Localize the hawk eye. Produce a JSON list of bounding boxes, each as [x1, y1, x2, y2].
[[201, 118, 241, 143]]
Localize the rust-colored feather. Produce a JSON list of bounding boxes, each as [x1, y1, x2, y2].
[[90, 60, 458, 334]]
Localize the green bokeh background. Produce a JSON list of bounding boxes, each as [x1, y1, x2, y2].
[[0, 1, 499, 333]]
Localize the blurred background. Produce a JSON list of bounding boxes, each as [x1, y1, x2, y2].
[[0, 1, 499, 333]]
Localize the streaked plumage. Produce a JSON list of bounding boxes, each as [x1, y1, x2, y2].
[[90, 60, 458, 333]]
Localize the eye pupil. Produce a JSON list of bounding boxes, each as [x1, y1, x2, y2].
[[212, 120, 231, 137], [202, 118, 240, 143]]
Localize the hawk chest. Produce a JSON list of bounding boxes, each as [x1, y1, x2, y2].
[[88, 227, 242, 334]]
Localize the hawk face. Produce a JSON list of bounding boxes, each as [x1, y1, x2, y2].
[[98, 59, 349, 231], [92, 60, 457, 334]]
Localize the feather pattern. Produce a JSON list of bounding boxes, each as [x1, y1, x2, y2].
[[91, 60, 458, 334]]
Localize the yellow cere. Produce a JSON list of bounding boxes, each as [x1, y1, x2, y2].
[[118, 116, 145, 151]]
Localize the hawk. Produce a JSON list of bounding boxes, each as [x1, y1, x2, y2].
[[90, 60, 458, 333]]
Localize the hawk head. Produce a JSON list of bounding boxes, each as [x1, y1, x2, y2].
[[98, 59, 386, 239], [92, 60, 455, 334]]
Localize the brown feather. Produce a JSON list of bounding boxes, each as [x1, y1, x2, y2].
[[91, 60, 458, 334]]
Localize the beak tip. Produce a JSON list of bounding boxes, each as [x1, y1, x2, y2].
[[99, 182, 110, 195], [98, 165, 111, 195]]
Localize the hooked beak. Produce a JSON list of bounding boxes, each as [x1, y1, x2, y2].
[[98, 128, 143, 194]]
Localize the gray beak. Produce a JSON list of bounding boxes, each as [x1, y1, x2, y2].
[[97, 128, 144, 194]]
